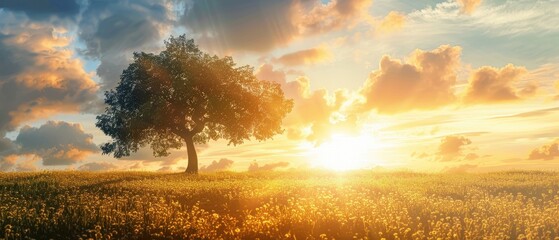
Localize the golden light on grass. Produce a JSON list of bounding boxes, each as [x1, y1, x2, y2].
[[309, 133, 382, 171]]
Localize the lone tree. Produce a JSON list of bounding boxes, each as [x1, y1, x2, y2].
[[96, 35, 293, 174]]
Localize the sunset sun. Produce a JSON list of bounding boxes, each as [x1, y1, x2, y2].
[[310, 133, 381, 171]]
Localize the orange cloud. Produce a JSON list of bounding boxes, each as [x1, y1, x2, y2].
[[256, 64, 357, 142], [0, 154, 40, 172], [298, 0, 373, 35], [14, 156, 39, 172], [0, 25, 98, 135], [0, 155, 18, 171], [274, 47, 332, 66], [376, 11, 406, 33], [457, 0, 482, 14], [463, 64, 535, 104], [529, 140, 559, 160], [437, 135, 472, 161], [412, 135, 478, 162], [358, 45, 462, 114]]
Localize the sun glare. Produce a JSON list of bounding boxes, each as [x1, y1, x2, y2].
[[309, 133, 381, 171]]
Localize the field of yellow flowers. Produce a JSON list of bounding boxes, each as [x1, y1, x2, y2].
[[1, 171, 559, 239]]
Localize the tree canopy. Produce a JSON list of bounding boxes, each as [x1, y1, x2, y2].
[[96, 35, 293, 173]]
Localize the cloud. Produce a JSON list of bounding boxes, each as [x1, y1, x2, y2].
[[274, 47, 332, 66], [0, 137, 19, 171], [0, 155, 18, 171], [0, 0, 80, 22], [248, 161, 289, 171], [463, 64, 535, 104], [375, 11, 406, 33], [78, 0, 173, 91], [0, 137, 17, 155], [464, 153, 479, 161], [15, 121, 99, 165], [14, 158, 38, 172], [200, 158, 234, 172], [299, 0, 373, 35], [456, 0, 482, 14], [157, 166, 174, 172], [436, 135, 472, 161], [0, 25, 98, 135], [408, 0, 559, 37], [359, 45, 461, 114], [491, 107, 559, 119], [382, 115, 453, 132], [181, 0, 372, 52], [129, 162, 144, 170], [78, 162, 118, 171], [411, 152, 430, 159], [0, 154, 39, 172], [443, 164, 478, 173], [255, 63, 357, 141], [528, 140, 559, 160]]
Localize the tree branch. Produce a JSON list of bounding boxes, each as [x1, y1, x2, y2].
[[192, 121, 206, 134]]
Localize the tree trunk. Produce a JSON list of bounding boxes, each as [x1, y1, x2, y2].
[[184, 135, 198, 174]]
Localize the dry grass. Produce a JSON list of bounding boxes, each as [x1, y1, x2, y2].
[[1, 170, 559, 239]]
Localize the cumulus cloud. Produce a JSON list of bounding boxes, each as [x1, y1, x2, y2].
[[0, 0, 80, 22], [15, 121, 99, 165], [181, 0, 372, 53], [437, 135, 472, 161], [528, 139, 559, 160], [200, 158, 234, 172], [0, 25, 98, 135], [0, 154, 39, 172], [78, 162, 119, 171], [78, 0, 173, 91], [375, 11, 406, 33], [0, 137, 17, 155], [255, 63, 357, 141], [359, 45, 461, 114], [0, 155, 18, 171], [274, 47, 332, 66], [456, 0, 482, 14], [0, 137, 19, 171], [463, 64, 535, 104], [248, 161, 289, 171], [298, 0, 373, 35], [14, 158, 38, 172]]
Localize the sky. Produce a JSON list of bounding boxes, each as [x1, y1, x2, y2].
[[1, 0, 559, 173]]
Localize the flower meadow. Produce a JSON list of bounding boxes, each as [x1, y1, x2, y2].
[[1, 171, 559, 239]]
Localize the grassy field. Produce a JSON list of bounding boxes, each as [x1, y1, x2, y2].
[[1, 171, 559, 239]]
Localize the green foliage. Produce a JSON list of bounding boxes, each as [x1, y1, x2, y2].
[[96, 35, 293, 160], [1, 171, 559, 239]]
